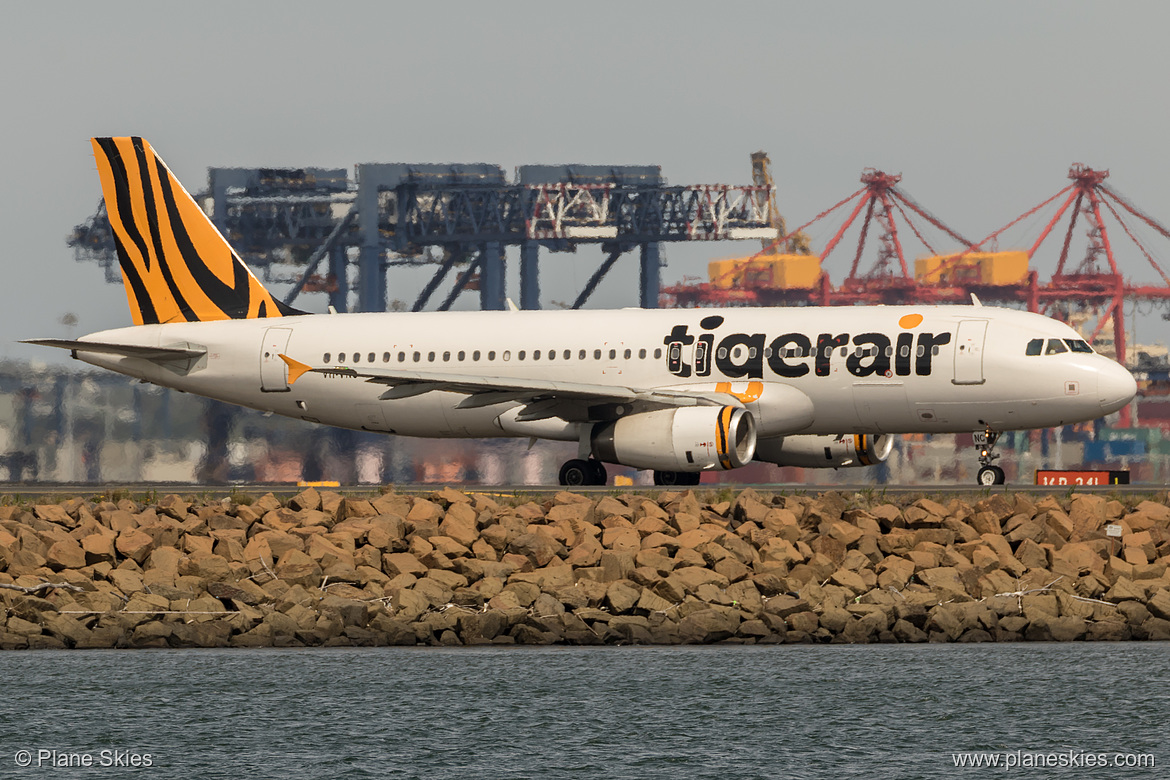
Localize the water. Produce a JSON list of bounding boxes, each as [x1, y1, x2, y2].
[[0, 644, 1166, 779]]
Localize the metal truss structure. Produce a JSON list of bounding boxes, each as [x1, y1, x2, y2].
[[68, 158, 776, 314]]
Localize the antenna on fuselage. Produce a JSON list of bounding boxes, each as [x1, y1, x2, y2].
[[970, 293, 983, 307]]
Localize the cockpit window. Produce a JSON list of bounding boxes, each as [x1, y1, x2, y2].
[[1025, 338, 1043, 356], [1045, 339, 1068, 355], [1065, 339, 1093, 353]]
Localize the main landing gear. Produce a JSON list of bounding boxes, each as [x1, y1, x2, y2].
[[975, 427, 1005, 485], [653, 471, 702, 486], [559, 459, 608, 487]]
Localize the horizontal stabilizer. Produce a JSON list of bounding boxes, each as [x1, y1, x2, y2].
[[21, 338, 206, 362]]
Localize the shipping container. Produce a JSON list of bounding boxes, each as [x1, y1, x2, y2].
[[707, 254, 822, 289], [914, 251, 1029, 285]]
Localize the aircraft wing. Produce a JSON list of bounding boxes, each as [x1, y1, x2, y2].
[[21, 338, 206, 362], [280, 354, 737, 420]]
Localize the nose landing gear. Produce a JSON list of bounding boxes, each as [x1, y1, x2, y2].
[[975, 427, 1005, 485]]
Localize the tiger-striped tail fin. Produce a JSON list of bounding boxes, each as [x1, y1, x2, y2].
[[91, 137, 301, 324]]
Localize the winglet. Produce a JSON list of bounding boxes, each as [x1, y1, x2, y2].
[[279, 354, 313, 385]]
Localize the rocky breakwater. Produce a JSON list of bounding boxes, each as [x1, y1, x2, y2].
[[2, 488, 1170, 649]]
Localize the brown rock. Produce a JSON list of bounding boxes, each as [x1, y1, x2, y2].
[[180, 552, 232, 582], [438, 505, 479, 548], [1087, 619, 1129, 641], [677, 607, 740, 643], [1068, 495, 1107, 541], [35, 504, 74, 527], [1146, 588, 1170, 621], [106, 568, 145, 595], [407, 499, 444, 525], [1105, 576, 1146, 603], [918, 567, 969, 598], [286, 487, 321, 512], [605, 581, 642, 613], [830, 568, 867, 595], [382, 552, 428, 578], [1015, 539, 1049, 570], [509, 533, 566, 568], [45, 538, 87, 571], [115, 529, 154, 564], [275, 549, 323, 586]]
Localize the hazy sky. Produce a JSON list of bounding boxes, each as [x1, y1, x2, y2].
[[6, 1, 1170, 365]]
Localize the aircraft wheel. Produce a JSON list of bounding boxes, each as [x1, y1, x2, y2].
[[653, 470, 701, 486], [977, 465, 1006, 486], [587, 460, 607, 486], [559, 459, 593, 487]]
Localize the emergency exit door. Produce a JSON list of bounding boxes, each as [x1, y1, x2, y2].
[[260, 327, 293, 392]]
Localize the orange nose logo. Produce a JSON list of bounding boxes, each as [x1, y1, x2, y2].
[[715, 381, 763, 403], [899, 313, 923, 329]]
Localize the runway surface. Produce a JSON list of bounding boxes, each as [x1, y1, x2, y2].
[[0, 482, 1164, 499]]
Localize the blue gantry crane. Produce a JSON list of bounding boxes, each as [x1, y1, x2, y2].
[[69, 156, 776, 313]]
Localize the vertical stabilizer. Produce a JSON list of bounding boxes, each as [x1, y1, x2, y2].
[[91, 137, 299, 324]]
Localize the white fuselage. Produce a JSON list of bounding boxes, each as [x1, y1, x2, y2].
[[71, 304, 1135, 444]]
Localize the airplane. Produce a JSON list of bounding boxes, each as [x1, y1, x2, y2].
[[25, 137, 1137, 487]]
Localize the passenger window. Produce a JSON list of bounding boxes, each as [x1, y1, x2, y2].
[[932, 346, 940, 356], [548, 350, 555, 360], [473, 350, 481, 361], [382, 352, 390, 363], [533, 350, 540, 360], [624, 349, 631, 359], [443, 351, 450, 362], [749, 347, 757, 358], [1025, 338, 1043, 356], [354, 353, 361, 364], [884, 346, 893, 357], [398, 352, 406, 362], [916, 345, 925, 357], [323, 353, 331, 363], [428, 352, 436, 362], [579, 350, 586, 360], [412, 352, 420, 362], [368, 352, 375, 363], [338, 353, 346, 362], [458, 351, 465, 361], [717, 347, 728, 359], [488, 351, 496, 360], [609, 349, 616, 359], [1066, 339, 1093, 353], [639, 348, 647, 359], [519, 351, 526, 360], [594, 349, 601, 359], [854, 347, 864, 357], [502, 351, 510, 361], [1046, 339, 1068, 355], [564, 350, 571, 360], [654, 348, 662, 359], [839, 347, 848, 357], [900, 345, 910, 357]]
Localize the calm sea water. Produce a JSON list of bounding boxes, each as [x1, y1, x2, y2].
[[0, 644, 1166, 779]]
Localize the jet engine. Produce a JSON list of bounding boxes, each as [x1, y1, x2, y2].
[[754, 433, 894, 469], [591, 406, 757, 472]]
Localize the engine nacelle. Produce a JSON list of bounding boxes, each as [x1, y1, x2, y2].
[[755, 433, 894, 469], [591, 406, 757, 472]]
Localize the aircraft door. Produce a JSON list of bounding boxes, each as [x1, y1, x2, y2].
[[260, 327, 293, 392], [953, 320, 988, 385]]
